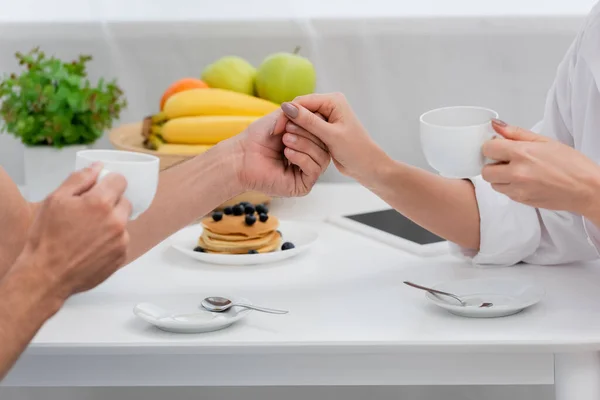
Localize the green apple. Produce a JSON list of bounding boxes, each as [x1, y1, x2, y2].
[[255, 47, 316, 104], [201, 56, 256, 95]]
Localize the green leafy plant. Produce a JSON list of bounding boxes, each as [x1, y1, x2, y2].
[[0, 47, 127, 147]]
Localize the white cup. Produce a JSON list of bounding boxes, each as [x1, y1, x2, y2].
[[75, 150, 160, 220], [420, 106, 499, 179]]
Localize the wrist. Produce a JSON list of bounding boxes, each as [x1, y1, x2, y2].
[[5, 247, 66, 319], [193, 137, 247, 200], [353, 148, 398, 189], [579, 172, 600, 220]]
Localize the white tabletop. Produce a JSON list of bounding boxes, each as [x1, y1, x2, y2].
[[24, 183, 600, 355]]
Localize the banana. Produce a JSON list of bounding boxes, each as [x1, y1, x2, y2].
[[154, 115, 258, 145], [145, 135, 212, 155], [157, 88, 279, 120]]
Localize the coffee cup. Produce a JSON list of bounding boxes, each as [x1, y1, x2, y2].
[[75, 150, 160, 220], [420, 106, 498, 179]]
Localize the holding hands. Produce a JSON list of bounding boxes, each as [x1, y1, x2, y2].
[[277, 93, 389, 185]]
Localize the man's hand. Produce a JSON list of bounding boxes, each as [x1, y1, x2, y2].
[[21, 162, 132, 298], [481, 119, 600, 215], [230, 109, 331, 197]]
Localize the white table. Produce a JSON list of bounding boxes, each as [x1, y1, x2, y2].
[[4, 183, 600, 400]]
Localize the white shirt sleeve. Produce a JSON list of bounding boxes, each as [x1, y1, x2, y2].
[[449, 177, 541, 268], [451, 9, 600, 267]]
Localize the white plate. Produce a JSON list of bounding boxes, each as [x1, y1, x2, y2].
[[170, 220, 318, 266], [133, 298, 252, 333], [424, 278, 545, 318]]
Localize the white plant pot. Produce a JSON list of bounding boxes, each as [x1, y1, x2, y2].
[[23, 144, 88, 202]]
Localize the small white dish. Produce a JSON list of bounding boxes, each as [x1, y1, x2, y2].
[[424, 278, 545, 318], [170, 221, 318, 266], [133, 298, 252, 333]]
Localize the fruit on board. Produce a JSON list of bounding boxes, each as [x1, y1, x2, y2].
[[154, 88, 279, 122], [160, 78, 208, 110], [152, 115, 258, 145], [255, 46, 316, 104], [145, 134, 212, 155], [201, 56, 257, 96]]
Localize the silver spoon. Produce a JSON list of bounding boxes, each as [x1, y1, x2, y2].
[[201, 296, 289, 315], [403, 281, 493, 308]]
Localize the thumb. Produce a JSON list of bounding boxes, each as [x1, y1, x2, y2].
[[491, 119, 548, 142], [59, 162, 103, 196]]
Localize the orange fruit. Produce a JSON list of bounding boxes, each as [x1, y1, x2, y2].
[[160, 78, 209, 110]]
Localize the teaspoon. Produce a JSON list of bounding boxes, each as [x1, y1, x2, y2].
[[201, 296, 289, 315], [403, 281, 493, 308]]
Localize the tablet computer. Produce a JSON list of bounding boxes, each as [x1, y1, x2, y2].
[[327, 209, 450, 257]]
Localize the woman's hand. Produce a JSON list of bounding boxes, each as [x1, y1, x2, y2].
[[277, 93, 390, 185], [482, 119, 600, 215]]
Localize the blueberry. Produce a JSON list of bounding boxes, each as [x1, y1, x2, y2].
[[244, 205, 256, 215], [212, 211, 223, 222], [256, 204, 269, 214], [239, 202, 250, 208], [245, 214, 257, 226], [193, 246, 205, 253], [281, 242, 295, 251], [232, 204, 244, 216], [223, 207, 233, 215], [248, 249, 259, 254], [259, 213, 269, 222]]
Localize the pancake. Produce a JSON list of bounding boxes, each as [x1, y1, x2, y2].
[[199, 231, 280, 252], [198, 233, 281, 254], [201, 213, 279, 237], [203, 229, 273, 242], [196, 204, 281, 255]]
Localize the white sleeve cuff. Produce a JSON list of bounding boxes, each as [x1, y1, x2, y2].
[[450, 176, 542, 267], [583, 217, 600, 257]]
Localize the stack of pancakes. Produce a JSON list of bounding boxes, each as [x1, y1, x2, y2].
[[198, 213, 281, 254]]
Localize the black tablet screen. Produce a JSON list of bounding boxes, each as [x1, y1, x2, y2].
[[344, 209, 445, 245]]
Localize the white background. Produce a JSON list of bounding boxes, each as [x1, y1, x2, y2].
[[0, 0, 597, 398]]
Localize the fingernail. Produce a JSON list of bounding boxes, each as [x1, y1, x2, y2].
[[286, 122, 298, 133], [491, 118, 507, 127], [285, 147, 296, 156], [90, 161, 103, 171], [284, 133, 298, 143], [281, 102, 298, 119], [268, 119, 277, 136]]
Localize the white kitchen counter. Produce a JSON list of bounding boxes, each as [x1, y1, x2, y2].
[[4, 183, 600, 400]]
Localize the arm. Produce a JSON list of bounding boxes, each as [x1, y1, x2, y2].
[[278, 96, 481, 250], [0, 142, 242, 271], [361, 156, 480, 250], [125, 141, 241, 263], [0, 250, 64, 379], [0, 168, 37, 279]]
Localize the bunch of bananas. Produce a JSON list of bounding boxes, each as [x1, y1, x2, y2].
[[143, 88, 279, 154]]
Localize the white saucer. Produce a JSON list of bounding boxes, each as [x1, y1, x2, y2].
[[424, 278, 545, 318], [133, 298, 252, 333], [170, 220, 318, 266]]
